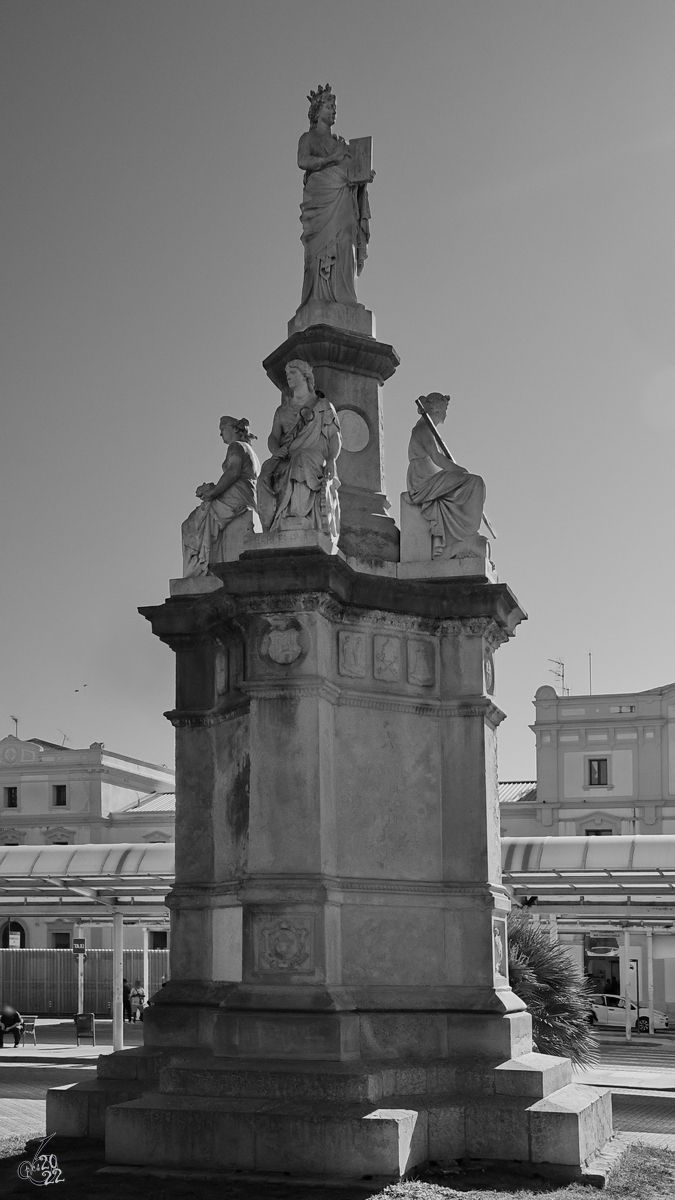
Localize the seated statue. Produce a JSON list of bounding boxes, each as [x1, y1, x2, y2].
[[258, 359, 342, 542], [181, 416, 260, 577], [407, 393, 485, 559]]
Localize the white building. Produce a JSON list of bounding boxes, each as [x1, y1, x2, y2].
[[0, 734, 175, 950], [500, 681, 675, 1018]]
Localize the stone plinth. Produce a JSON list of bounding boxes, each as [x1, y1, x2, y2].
[[399, 492, 497, 582], [48, 546, 614, 1179], [263, 326, 400, 563], [288, 299, 375, 339]]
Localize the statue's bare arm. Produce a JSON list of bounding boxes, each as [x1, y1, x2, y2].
[[297, 132, 349, 173], [267, 409, 288, 458], [323, 412, 342, 475]]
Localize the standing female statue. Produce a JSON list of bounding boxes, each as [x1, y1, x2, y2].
[[258, 360, 342, 542], [297, 85, 373, 309], [181, 417, 260, 577], [407, 394, 486, 559]]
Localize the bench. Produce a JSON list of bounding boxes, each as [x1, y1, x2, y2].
[[74, 1012, 96, 1046]]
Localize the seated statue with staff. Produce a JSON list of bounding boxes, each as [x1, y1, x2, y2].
[[258, 360, 342, 544], [181, 416, 260, 577], [406, 392, 493, 561]]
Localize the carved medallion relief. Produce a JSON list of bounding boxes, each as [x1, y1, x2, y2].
[[253, 914, 314, 973], [259, 618, 307, 667]]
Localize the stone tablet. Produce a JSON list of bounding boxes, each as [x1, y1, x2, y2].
[[347, 135, 372, 183]]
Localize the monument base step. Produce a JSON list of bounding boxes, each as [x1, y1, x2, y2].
[[102, 1081, 612, 1180], [47, 1078, 156, 1140], [46, 1046, 178, 1139], [157, 1049, 572, 1104]]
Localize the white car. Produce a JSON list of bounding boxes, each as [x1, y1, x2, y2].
[[588, 993, 669, 1032]]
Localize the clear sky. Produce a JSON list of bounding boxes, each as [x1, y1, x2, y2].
[[1, 0, 674, 778]]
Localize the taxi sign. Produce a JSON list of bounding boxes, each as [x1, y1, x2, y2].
[[72, 938, 86, 955]]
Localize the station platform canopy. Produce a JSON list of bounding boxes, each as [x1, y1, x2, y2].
[[502, 835, 675, 908], [0, 842, 175, 919]]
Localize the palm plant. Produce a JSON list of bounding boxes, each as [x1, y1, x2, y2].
[[508, 909, 598, 1066]]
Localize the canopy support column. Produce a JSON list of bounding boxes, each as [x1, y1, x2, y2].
[[142, 925, 149, 1009], [112, 910, 124, 1052], [623, 930, 631, 1042], [647, 929, 655, 1036]]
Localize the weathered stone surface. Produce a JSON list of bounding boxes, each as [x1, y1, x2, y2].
[[105, 1092, 428, 1179], [529, 1084, 613, 1166], [494, 1053, 572, 1099], [399, 492, 496, 580], [289, 300, 374, 338], [465, 1095, 532, 1161]]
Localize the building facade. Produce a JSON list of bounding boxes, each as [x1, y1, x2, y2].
[[500, 681, 675, 1018], [500, 680, 675, 839], [0, 734, 175, 951]]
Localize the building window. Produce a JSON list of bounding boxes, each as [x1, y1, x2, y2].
[[585, 828, 612, 836], [610, 705, 636, 714], [588, 758, 608, 787], [150, 931, 168, 950], [51, 932, 71, 949], [4, 787, 18, 808], [53, 785, 67, 807]]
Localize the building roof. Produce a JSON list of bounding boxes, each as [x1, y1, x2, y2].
[[499, 782, 537, 804], [502, 835, 675, 903], [0, 842, 175, 916], [119, 792, 176, 813]]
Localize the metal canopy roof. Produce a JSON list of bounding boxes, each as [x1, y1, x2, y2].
[[0, 842, 175, 918], [502, 835, 675, 902]]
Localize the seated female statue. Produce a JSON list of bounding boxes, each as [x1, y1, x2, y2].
[[181, 416, 259, 577], [407, 393, 485, 559], [258, 360, 342, 542]]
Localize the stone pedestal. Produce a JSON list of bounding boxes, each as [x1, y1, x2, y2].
[[399, 492, 497, 582], [45, 546, 613, 1180], [263, 325, 400, 563]]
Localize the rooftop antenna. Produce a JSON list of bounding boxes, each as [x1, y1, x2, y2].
[[58, 730, 70, 747], [10, 715, 18, 739], [548, 658, 569, 696], [588, 651, 592, 696]]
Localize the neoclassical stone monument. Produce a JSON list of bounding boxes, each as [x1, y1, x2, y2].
[[48, 87, 613, 1183]]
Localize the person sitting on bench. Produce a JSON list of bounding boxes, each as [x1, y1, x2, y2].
[[0, 1004, 24, 1048]]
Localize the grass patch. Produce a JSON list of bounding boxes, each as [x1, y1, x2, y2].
[[372, 1142, 675, 1199]]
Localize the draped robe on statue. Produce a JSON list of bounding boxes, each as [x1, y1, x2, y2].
[[259, 396, 341, 540], [299, 162, 370, 308], [406, 419, 485, 557], [181, 441, 260, 577]]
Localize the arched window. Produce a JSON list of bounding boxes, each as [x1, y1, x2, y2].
[[2, 920, 26, 948]]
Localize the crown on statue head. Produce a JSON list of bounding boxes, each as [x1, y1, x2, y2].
[[307, 84, 335, 125], [307, 83, 333, 105]]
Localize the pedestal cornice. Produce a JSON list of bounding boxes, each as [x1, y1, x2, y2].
[[140, 549, 526, 641], [262, 324, 400, 389]]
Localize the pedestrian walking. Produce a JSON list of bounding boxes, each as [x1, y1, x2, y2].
[[0, 1004, 24, 1047], [122, 978, 132, 1023], [130, 980, 145, 1022]]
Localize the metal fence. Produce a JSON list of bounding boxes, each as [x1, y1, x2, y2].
[[0, 948, 170, 1016]]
